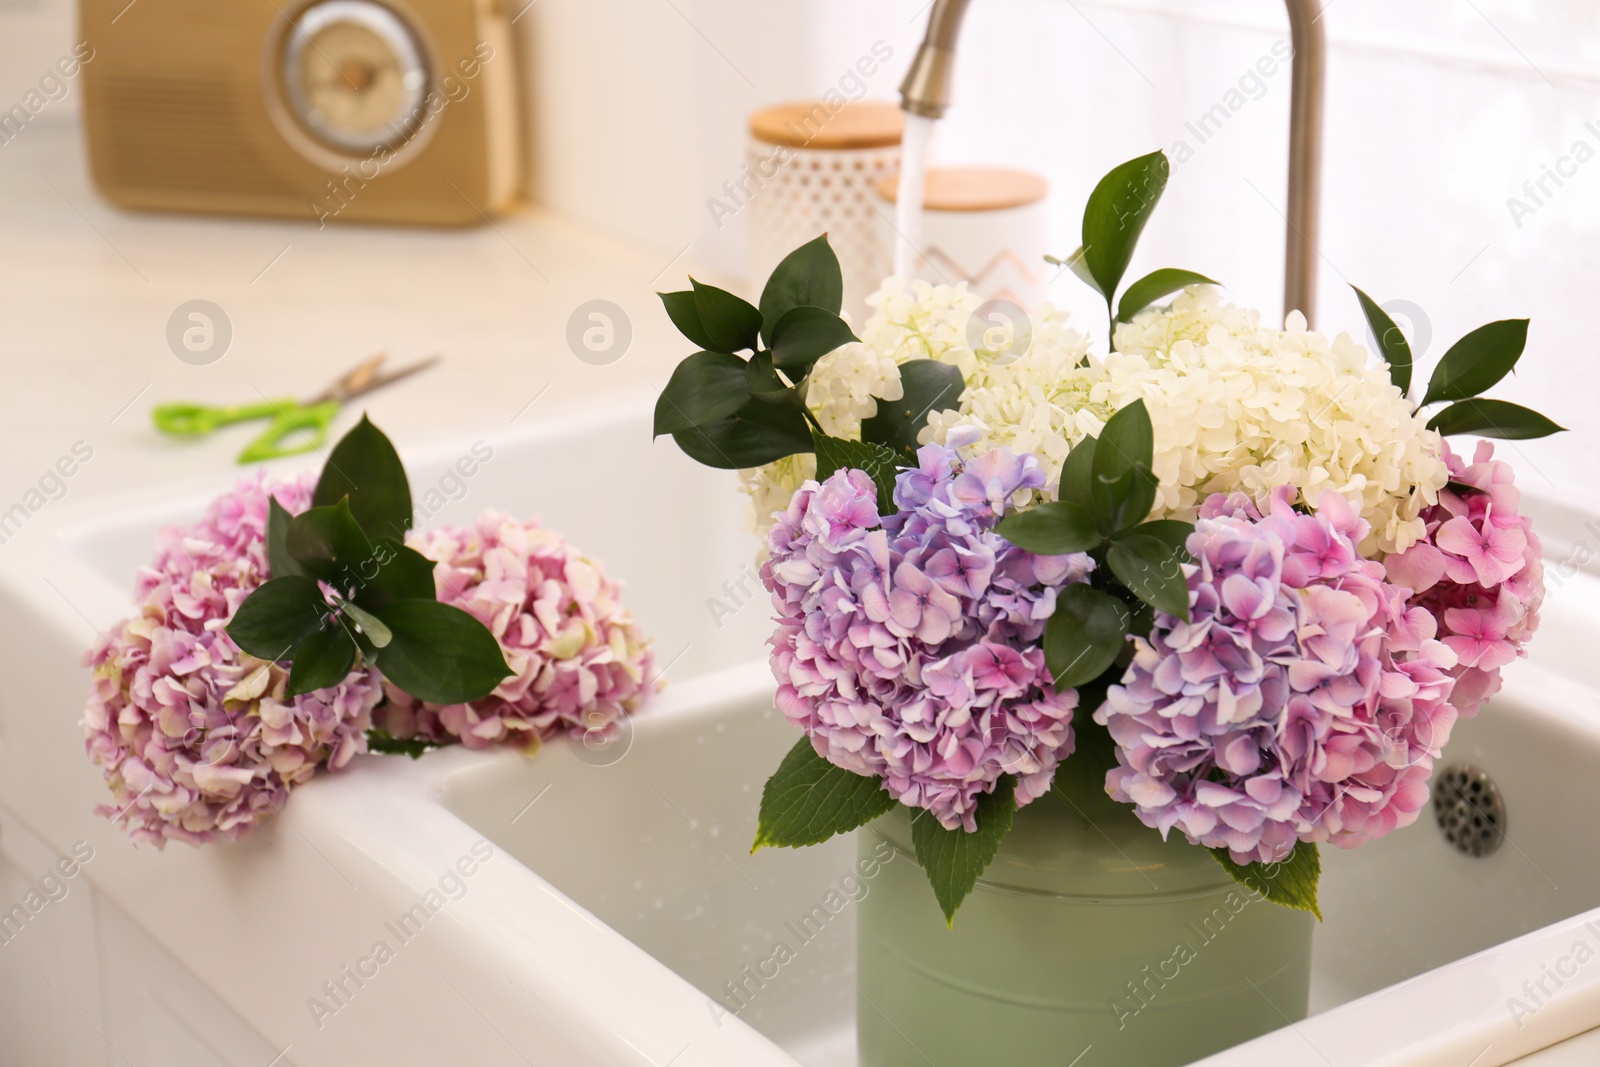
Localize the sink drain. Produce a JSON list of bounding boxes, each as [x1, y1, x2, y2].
[[1432, 764, 1506, 858]]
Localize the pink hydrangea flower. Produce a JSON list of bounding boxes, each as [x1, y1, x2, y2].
[[1383, 440, 1543, 717], [764, 444, 1093, 832], [81, 474, 381, 848], [1096, 488, 1460, 865], [375, 511, 656, 751]]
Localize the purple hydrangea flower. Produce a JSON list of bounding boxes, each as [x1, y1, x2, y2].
[[763, 444, 1094, 831], [1095, 488, 1460, 865]]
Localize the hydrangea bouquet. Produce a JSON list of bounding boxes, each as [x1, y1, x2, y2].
[[83, 418, 654, 846], [655, 151, 1560, 922]]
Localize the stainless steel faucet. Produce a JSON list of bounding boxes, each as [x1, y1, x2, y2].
[[900, 0, 1327, 325]]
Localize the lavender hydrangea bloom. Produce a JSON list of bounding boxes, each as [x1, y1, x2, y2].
[[763, 443, 1094, 832], [81, 474, 381, 848], [1095, 488, 1460, 865]]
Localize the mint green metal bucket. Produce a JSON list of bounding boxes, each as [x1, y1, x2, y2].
[[855, 755, 1314, 1066]]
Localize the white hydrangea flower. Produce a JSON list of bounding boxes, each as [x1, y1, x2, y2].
[[738, 277, 980, 539], [927, 286, 1446, 555]]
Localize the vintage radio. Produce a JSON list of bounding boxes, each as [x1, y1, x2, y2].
[[79, 0, 524, 226]]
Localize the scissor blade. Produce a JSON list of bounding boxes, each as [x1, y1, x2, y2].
[[323, 355, 442, 404]]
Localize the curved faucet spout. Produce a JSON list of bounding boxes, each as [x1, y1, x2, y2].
[[898, 0, 973, 119]]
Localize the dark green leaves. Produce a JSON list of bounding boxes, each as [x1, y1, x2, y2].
[[228, 576, 328, 660], [753, 737, 897, 851], [653, 352, 751, 437], [266, 497, 304, 580], [1421, 319, 1527, 407], [1211, 841, 1323, 920], [660, 290, 718, 351], [770, 306, 858, 373], [1081, 151, 1170, 300], [1355, 288, 1560, 442], [1107, 534, 1190, 620], [1045, 585, 1131, 690], [1353, 286, 1413, 396], [911, 776, 1016, 927], [370, 600, 512, 705], [1090, 400, 1157, 535], [759, 235, 844, 346], [226, 417, 512, 711], [1426, 399, 1565, 440], [860, 360, 966, 461], [692, 280, 763, 354], [812, 431, 900, 514], [994, 501, 1099, 555], [312, 415, 412, 540], [1118, 268, 1217, 323], [287, 623, 357, 697], [655, 235, 879, 474], [670, 397, 813, 469], [285, 498, 372, 583]]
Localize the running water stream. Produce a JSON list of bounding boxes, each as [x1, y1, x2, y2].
[[893, 113, 937, 279]]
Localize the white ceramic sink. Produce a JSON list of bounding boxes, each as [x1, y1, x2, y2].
[[3, 402, 1600, 1066]]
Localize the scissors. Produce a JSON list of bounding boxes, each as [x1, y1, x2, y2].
[[152, 353, 440, 464]]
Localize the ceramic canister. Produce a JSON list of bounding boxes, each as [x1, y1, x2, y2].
[[747, 101, 904, 326], [875, 165, 1051, 311]]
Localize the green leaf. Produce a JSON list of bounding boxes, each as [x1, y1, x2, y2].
[[1426, 399, 1565, 440], [859, 360, 966, 461], [1128, 519, 1195, 555], [286, 498, 375, 586], [769, 306, 858, 373], [759, 235, 844, 346], [691, 279, 763, 353], [1107, 534, 1191, 620], [372, 600, 512, 705], [995, 501, 1100, 555], [286, 624, 357, 697], [1044, 584, 1131, 689], [1353, 286, 1412, 397], [1081, 151, 1170, 299], [811, 431, 899, 514], [365, 727, 447, 759], [1421, 319, 1529, 406], [1090, 400, 1157, 534], [1046, 247, 1098, 292], [312, 415, 413, 541], [653, 352, 752, 437], [659, 290, 716, 351], [339, 599, 392, 649], [1117, 268, 1218, 323], [1211, 841, 1323, 920], [670, 395, 814, 470], [266, 497, 305, 580], [357, 538, 439, 609], [911, 776, 1016, 927], [745, 350, 795, 402], [1058, 436, 1097, 506], [226, 575, 328, 661], [752, 737, 897, 851]]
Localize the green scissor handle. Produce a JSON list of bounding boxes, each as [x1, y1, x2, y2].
[[237, 400, 342, 464], [151, 399, 295, 438]]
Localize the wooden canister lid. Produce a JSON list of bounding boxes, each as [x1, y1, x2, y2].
[[875, 166, 1050, 212], [750, 101, 905, 150]]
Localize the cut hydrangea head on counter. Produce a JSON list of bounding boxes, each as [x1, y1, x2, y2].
[[83, 417, 656, 845]]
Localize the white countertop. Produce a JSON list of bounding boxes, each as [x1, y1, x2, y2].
[[0, 125, 709, 504]]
